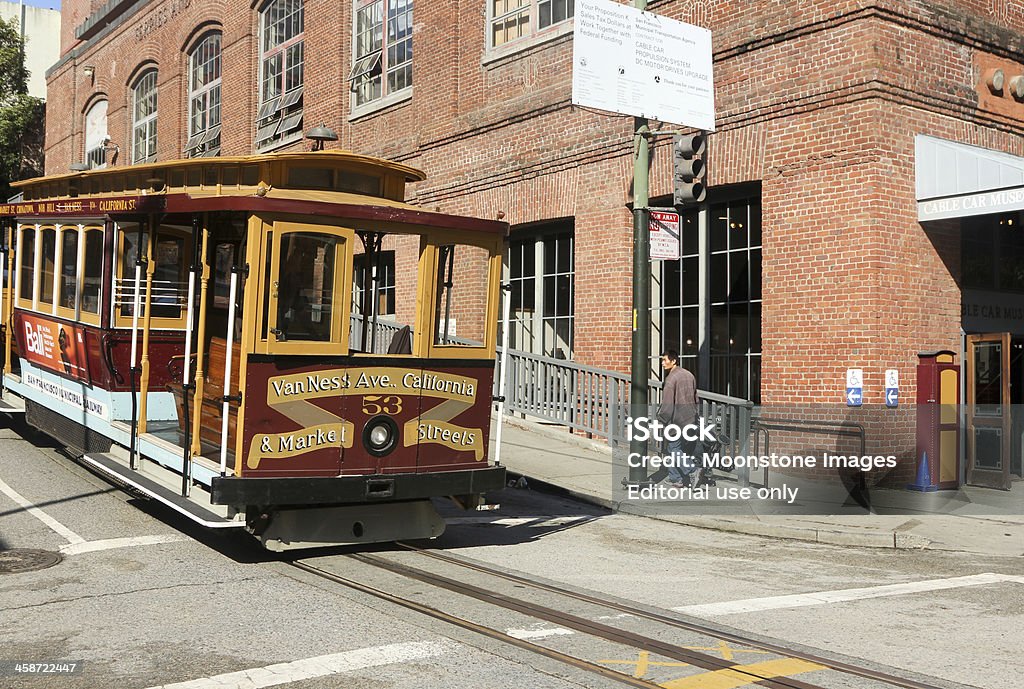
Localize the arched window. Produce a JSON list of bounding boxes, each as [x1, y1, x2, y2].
[[256, 0, 304, 151], [186, 32, 222, 157], [132, 70, 158, 164], [84, 99, 108, 169]]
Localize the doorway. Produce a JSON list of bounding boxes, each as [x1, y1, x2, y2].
[[965, 333, 1020, 489]]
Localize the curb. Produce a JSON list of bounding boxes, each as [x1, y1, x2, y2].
[[503, 470, 933, 550], [493, 413, 613, 456]]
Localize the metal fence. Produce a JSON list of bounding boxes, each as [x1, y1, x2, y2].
[[496, 346, 755, 455]]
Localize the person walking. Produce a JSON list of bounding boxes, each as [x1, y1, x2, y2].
[[646, 350, 700, 487]]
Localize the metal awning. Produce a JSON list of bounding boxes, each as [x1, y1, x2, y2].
[[916, 134, 1024, 221]]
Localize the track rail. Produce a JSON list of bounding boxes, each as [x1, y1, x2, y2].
[[395, 543, 952, 689], [288, 550, 956, 689]]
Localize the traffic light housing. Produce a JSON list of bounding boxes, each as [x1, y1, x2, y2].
[[673, 132, 706, 206]]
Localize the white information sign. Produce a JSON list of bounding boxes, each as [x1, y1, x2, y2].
[[845, 368, 863, 407], [649, 210, 681, 260], [572, 0, 715, 130]]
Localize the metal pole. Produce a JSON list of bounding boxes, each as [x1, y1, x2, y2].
[[180, 215, 200, 496], [129, 225, 145, 470], [628, 0, 651, 484], [219, 267, 239, 477], [494, 283, 512, 466]]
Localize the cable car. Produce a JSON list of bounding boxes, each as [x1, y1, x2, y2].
[[0, 151, 507, 550]]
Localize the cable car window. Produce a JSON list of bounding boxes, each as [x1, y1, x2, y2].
[[118, 227, 147, 319], [58, 227, 78, 310], [39, 227, 57, 308], [116, 224, 190, 327], [18, 226, 34, 303], [153, 235, 186, 319], [81, 228, 103, 319], [433, 242, 490, 348], [276, 232, 338, 342]]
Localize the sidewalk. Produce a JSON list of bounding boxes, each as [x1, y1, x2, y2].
[[489, 414, 1024, 556]]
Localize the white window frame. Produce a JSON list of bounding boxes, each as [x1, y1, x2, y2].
[[487, 0, 574, 52], [256, 0, 304, 152], [131, 70, 158, 164], [186, 32, 222, 158], [348, 0, 413, 117]]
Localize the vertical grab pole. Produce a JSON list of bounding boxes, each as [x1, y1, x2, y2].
[[442, 247, 454, 344], [129, 224, 146, 470], [494, 283, 512, 466], [190, 228, 210, 457], [219, 267, 239, 476], [180, 216, 200, 496], [138, 223, 156, 435]]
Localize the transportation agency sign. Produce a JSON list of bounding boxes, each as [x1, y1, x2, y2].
[[649, 209, 681, 260], [22, 371, 108, 420], [17, 313, 91, 383], [572, 0, 715, 130]]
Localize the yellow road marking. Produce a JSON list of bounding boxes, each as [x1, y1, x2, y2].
[[660, 658, 826, 689]]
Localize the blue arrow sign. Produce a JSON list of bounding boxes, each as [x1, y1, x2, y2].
[[886, 387, 898, 408], [846, 387, 862, 407]]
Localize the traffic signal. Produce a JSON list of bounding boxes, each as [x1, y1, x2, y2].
[[673, 132, 706, 206]]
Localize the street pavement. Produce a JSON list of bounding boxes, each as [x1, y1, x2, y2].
[[491, 413, 1024, 556], [0, 415, 1021, 689]]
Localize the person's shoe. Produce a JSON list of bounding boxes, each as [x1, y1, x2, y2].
[[689, 469, 703, 488]]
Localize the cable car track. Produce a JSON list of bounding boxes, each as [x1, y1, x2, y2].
[[395, 542, 951, 689], [289, 549, 953, 689]]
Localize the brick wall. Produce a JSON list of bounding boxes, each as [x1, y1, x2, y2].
[[43, 0, 1024, 429]]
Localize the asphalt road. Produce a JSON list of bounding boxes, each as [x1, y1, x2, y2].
[[0, 418, 1020, 689]]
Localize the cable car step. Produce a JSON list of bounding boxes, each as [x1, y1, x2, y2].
[[0, 396, 25, 414], [81, 452, 245, 529]]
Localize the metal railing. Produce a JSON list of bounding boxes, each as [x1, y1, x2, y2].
[[496, 346, 755, 454]]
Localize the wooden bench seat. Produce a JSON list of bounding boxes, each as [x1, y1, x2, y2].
[[168, 337, 240, 451]]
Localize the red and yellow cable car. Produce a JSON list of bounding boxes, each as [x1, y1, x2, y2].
[[0, 150, 507, 550]]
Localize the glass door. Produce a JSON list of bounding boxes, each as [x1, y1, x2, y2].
[[966, 333, 1013, 489]]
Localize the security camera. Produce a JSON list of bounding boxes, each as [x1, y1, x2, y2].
[[101, 135, 112, 145]]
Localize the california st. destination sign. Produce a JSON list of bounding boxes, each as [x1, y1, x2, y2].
[[0, 195, 166, 218]]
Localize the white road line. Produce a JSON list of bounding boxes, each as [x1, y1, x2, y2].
[[0, 477, 86, 545], [506, 627, 576, 640], [59, 534, 190, 556], [145, 640, 449, 689], [674, 573, 1024, 617], [445, 515, 590, 527]]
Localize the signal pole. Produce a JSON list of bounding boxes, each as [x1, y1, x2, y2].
[[628, 0, 650, 483]]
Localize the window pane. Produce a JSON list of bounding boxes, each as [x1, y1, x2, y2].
[[277, 232, 337, 342], [19, 228, 34, 301], [681, 307, 698, 356], [82, 230, 103, 315], [710, 252, 727, 303], [662, 260, 681, 307], [39, 228, 56, 306], [681, 256, 698, 306], [59, 229, 78, 310], [120, 229, 148, 318], [729, 251, 748, 301], [710, 204, 728, 252]]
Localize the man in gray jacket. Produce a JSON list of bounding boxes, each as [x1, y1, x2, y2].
[[655, 350, 700, 486]]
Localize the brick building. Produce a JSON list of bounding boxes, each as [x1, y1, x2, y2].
[[42, 0, 1024, 489]]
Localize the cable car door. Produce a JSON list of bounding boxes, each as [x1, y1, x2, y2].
[[242, 220, 354, 478]]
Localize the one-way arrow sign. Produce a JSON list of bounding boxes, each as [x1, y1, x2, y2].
[[846, 387, 863, 406]]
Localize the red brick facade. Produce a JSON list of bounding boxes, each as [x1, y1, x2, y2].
[[44, 0, 1024, 469]]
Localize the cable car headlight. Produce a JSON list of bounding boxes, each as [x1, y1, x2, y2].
[[363, 416, 398, 456]]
